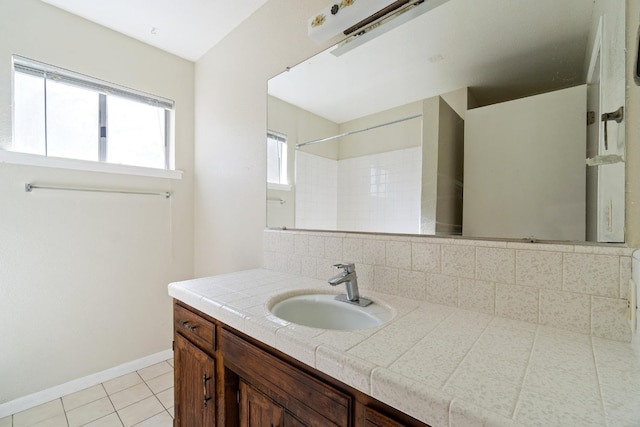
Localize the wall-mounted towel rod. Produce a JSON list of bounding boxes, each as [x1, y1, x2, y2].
[[267, 198, 286, 205], [25, 183, 171, 198]]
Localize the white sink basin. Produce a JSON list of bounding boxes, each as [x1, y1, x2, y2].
[[269, 293, 392, 330]]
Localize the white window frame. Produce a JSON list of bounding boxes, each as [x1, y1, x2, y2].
[[6, 55, 182, 179], [267, 130, 290, 190]]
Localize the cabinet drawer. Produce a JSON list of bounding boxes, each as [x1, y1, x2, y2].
[[174, 303, 216, 349], [221, 328, 350, 426], [364, 407, 406, 427]]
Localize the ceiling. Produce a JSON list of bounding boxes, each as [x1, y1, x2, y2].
[[268, 0, 598, 123], [40, 0, 270, 61]]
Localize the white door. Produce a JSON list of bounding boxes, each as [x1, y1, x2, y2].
[[586, 47, 600, 241], [586, 11, 626, 243]]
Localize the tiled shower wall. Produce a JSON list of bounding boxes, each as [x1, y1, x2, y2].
[[263, 229, 635, 342], [337, 147, 421, 234], [295, 148, 422, 234], [295, 151, 338, 230]]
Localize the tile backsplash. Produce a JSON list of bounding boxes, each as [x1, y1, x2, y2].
[[263, 229, 636, 342]]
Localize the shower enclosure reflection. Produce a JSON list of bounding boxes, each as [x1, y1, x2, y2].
[[268, 90, 464, 236]]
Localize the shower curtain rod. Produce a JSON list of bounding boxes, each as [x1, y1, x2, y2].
[[24, 183, 171, 198], [296, 113, 422, 148]]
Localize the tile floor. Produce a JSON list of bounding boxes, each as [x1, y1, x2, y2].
[[0, 359, 174, 427]]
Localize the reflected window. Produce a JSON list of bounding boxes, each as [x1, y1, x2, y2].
[[12, 56, 173, 170], [267, 131, 288, 185]]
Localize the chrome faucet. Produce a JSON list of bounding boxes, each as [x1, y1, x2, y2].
[[328, 263, 372, 307]]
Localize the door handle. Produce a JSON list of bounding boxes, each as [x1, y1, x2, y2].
[[202, 374, 212, 406], [601, 106, 624, 150]]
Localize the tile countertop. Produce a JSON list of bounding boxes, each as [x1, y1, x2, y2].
[[168, 269, 640, 427]]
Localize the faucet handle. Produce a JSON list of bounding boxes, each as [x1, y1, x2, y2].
[[333, 262, 355, 273]]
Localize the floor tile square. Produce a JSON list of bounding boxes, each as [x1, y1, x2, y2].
[[66, 396, 115, 427], [30, 415, 69, 427], [5, 359, 175, 426], [103, 373, 143, 396], [30, 413, 68, 426], [13, 399, 65, 427], [155, 388, 174, 410], [133, 411, 173, 427], [83, 413, 124, 427], [62, 384, 107, 411], [144, 372, 173, 394], [116, 396, 164, 427], [137, 362, 172, 382], [110, 383, 153, 411]]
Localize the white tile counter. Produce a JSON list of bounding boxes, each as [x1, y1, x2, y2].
[[169, 269, 640, 427]]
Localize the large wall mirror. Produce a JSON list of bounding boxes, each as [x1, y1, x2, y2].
[[267, 0, 626, 243]]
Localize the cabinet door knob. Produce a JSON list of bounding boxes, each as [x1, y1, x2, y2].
[[182, 321, 197, 332]]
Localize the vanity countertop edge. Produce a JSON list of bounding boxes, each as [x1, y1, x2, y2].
[[168, 268, 640, 427]]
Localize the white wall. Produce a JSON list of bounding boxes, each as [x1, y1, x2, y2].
[[435, 97, 464, 234], [0, 0, 194, 403], [421, 96, 440, 233], [194, 0, 335, 276], [463, 85, 586, 240]]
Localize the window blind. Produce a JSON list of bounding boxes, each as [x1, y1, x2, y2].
[[13, 56, 174, 110]]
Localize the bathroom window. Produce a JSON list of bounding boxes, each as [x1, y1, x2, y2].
[[11, 55, 173, 170], [267, 131, 288, 186]]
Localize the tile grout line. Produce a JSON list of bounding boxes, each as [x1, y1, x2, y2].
[[127, 395, 166, 427], [439, 313, 493, 390], [589, 338, 610, 427], [60, 397, 70, 427], [107, 366, 172, 427], [100, 382, 124, 427], [510, 324, 540, 420]]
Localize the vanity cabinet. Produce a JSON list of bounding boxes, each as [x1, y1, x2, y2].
[[173, 301, 429, 427], [173, 304, 217, 426]]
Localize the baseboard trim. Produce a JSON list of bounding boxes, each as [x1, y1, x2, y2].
[[0, 349, 173, 419]]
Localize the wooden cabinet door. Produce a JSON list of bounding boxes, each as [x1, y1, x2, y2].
[[174, 333, 216, 427], [240, 381, 284, 427]]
